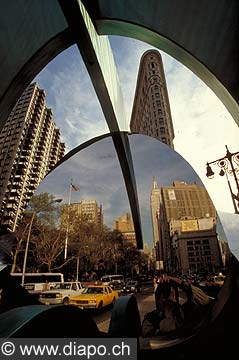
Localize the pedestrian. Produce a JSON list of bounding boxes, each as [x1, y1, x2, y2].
[[155, 278, 184, 332], [153, 275, 158, 292], [142, 275, 211, 337]]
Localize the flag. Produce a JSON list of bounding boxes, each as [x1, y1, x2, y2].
[[71, 182, 80, 191]]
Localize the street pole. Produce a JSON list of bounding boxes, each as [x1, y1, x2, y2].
[[225, 145, 239, 193], [225, 172, 239, 214], [64, 182, 72, 260], [21, 212, 35, 287], [206, 145, 239, 214], [76, 256, 80, 282]]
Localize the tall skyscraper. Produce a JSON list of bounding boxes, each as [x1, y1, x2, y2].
[[150, 178, 162, 263], [130, 50, 174, 148], [0, 83, 65, 230], [161, 181, 216, 220]]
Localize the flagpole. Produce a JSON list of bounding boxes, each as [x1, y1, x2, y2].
[[64, 180, 72, 260]]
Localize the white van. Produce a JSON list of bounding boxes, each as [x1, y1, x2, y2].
[[11, 272, 64, 291]]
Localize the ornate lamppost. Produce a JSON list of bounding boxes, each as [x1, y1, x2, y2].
[[206, 145, 239, 214]]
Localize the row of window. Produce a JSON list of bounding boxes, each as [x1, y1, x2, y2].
[[188, 245, 210, 251], [187, 239, 209, 245], [188, 251, 211, 257], [188, 260, 212, 267]]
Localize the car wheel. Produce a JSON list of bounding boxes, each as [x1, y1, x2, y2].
[[63, 297, 70, 305], [98, 301, 103, 311]]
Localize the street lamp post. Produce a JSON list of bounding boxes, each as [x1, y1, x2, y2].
[[21, 211, 35, 287], [206, 145, 239, 214], [76, 256, 80, 282], [64, 180, 80, 260]]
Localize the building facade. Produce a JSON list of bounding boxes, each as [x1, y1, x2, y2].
[[160, 181, 216, 221], [170, 218, 222, 275], [154, 180, 222, 274], [66, 200, 103, 227], [150, 178, 162, 262], [130, 50, 174, 148], [0, 83, 65, 230], [114, 213, 136, 247]]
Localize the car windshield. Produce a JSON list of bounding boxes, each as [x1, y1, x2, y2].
[[83, 287, 104, 294], [127, 281, 137, 286], [53, 283, 71, 290]]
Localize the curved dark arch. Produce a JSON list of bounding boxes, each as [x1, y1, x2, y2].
[[47, 131, 143, 250], [0, 29, 75, 131], [48, 132, 112, 174]]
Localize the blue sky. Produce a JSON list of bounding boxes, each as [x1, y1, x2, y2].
[[35, 35, 239, 252]]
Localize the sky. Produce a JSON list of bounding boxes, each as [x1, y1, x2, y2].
[[37, 133, 206, 248], [35, 36, 239, 252]]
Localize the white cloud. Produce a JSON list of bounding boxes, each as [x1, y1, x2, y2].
[[36, 47, 108, 152], [217, 211, 239, 260], [166, 61, 239, 214]]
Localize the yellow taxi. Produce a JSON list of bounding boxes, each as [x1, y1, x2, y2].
[[69, 285, 119, 310], [200, 274, 226, 288]]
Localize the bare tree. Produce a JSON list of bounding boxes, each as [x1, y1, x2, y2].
[[14, 193, 67, 272]]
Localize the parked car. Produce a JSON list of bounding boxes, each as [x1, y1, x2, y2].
[[38, 281, 84, 305], [123, 280, 142, 293], [198, 275, 226, 297], [199, 275, 226, 288], [69, 285, 119, 310], [109, 279, 124, 291]]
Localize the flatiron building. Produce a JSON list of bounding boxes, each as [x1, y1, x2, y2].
[[130, 50, 174, 148]]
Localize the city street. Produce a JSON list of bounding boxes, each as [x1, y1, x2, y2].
[[93, 282, 155, 333]]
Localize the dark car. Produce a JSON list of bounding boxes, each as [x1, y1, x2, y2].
[[123, 280, 142, 293]]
